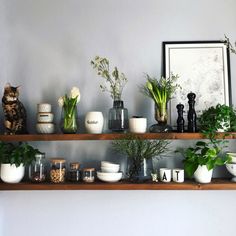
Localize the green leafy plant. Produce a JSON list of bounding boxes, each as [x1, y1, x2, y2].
[[91, 56, 128, 100], [180, 141, 231, 178], [112, 135, 169, 180], [0, 142, 40, 167], [199, 104, 236, 139]]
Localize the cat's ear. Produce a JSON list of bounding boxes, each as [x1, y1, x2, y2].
[[16, 86, 21, 92], [5, 83, 11, 89]]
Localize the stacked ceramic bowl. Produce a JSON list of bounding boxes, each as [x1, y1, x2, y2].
[[36, 103, 55, 134], [97, 161, 122, 183], [226, 152, 236, 182]]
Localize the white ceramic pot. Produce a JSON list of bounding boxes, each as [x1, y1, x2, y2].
[[36, 123, 55, 134], [85, 111, 104, 134], [129, 117, 147, 133], [37, 112, 54, 123], [37, 103, 52, 113], [0, 163, 25, 183], [193, 165, 213, 183]]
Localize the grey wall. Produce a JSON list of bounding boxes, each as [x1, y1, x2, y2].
[[0, 0, 236, 235]]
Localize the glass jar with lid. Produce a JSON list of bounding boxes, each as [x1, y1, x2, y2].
[[68, 162, 80, 182], [29, 153, 47, 183], [49, 158, 66, 183], [82, 168, 95, 183]]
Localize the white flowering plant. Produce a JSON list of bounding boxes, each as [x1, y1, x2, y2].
[[91, 56, 127, 100], [58, 87, 81, 133]]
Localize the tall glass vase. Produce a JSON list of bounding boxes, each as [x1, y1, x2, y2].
[[61, 105, 78, 134], [108, 100, 128, 132]]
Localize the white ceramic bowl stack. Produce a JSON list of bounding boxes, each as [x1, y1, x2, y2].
[[36, 103, 55, 134], [226, 152, 236, 182], [97, 161, 122, 183]]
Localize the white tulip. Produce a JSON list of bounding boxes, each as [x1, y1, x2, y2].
[[58, 96, 64, 107], [70, 87, 81, 103]]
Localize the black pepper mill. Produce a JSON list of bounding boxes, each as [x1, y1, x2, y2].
[[176, 103, 185, 133], [187, 92, 197, 132]]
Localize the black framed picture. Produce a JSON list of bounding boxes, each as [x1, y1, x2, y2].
[[163, 41, 231, 127]]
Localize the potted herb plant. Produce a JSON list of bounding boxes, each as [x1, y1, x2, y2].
[[180, 141, 231, 183], [141, 73, 180, 132], [0, 142, 40, 183], [199, 104, 236, 137], [91, 56, 128, 132], [112, 135, 169, 182]]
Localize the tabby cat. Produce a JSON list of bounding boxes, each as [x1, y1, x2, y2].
[[2, 83, 28, 134]]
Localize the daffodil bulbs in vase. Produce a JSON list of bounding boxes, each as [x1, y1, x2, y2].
[[58, 87, 81, 134]]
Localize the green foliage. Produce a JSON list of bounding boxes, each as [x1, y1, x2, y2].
[[141, 73, 180, 105], [224, 35, 236, 54], [91, 56, 127, 100], [112, 135, 169, 180], [199, 104, 236, 139], [179, 141, 231, 178], [0, 142, 40, 167]]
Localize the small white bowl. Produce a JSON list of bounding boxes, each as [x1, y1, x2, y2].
[[226, 153, 236, 163], [36, 123, 55, 134], [101, 165, 120, 173], [226, 163, 236, 182], [97, 171, 122, 183], [37, 112, 54, 123], [37, 103, 52, 113], [101, 161, 120, 168]]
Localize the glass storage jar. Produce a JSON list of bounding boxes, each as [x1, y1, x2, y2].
[[29, 153, 47, 183], [49, 158, 66, 183], [68, 162, 80, 182], [82, 168, 95, 183]]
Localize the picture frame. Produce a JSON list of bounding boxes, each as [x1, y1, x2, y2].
[[163, 41, 231, 128]]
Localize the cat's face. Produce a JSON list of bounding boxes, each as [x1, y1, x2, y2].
[[3, 84, 19, 102]]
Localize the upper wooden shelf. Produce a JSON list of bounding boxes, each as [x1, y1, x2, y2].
[[0, 179, 235, 190], [0, 132, 235, 142]]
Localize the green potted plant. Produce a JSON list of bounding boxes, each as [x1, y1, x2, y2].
[[112, 135, 169, 182], [91, 56, 128, 132], [0, 142, 40, 183], [180, 141, 231, 183], [141, 73, 180, 132], [199, 104, 236, 137]]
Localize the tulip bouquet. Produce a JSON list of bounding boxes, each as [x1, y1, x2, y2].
[[58, 87, 81, 133]]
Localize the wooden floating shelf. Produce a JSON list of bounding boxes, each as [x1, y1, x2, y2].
[[0, 132, 236, 142], [0, 179, 235, 191]]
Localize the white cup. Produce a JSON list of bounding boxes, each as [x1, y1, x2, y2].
[[37, 103, 52, 113], [160, 168, 171, 182], [85, 111, 104, 134], [129, 117, 147, 133], [172, 169, 184, 183]]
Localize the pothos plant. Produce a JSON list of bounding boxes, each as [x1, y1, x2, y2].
[[180, 140, 231, 178], [0, 142, 40, 167], [199, 104, 236, 139], [112, 135, 169, 181], [91, 56, 128, 100]]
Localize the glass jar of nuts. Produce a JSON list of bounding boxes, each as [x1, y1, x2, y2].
[[82, 168, 95, 183], [49, 158, 66, 183], [29, 153, 47, 183]]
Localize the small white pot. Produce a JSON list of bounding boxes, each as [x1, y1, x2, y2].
[[85, 111, 104, 134], [0, 163, 25, 183], [193, 165, 213, 183], [129, 117, 147, 133]]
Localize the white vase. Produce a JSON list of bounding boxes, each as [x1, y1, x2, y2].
[[193, 165, 213, 183], [0, 163, 25, 183], [85, 111, 104, 134]]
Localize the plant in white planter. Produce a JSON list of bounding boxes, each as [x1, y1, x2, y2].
[[0, 142, 40, 183], [180, 141, 231, 183]]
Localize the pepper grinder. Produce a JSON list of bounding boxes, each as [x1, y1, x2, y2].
[[187, 92, 197, 132], [176, 103, 185, 133]]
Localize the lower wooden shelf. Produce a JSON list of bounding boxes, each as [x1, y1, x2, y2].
[[0, 179, 235, 191]]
